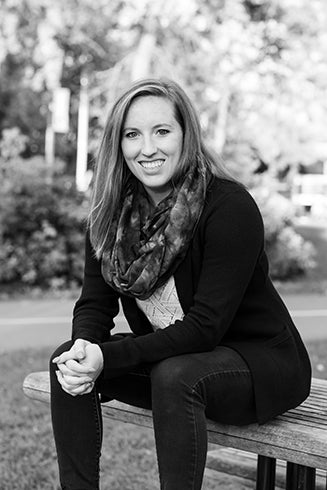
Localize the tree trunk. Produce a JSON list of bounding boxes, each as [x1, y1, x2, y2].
[[131, 32, 156, 81]]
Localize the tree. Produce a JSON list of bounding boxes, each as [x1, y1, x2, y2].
[[84, 0, 327, 183], [0, 0, 323, 287], [1, 0, 326, 178], [0, 0, 126, 166]]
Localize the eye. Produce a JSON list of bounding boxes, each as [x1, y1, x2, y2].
[[157, 128, 169, 136], [125, 131, 138, 139]]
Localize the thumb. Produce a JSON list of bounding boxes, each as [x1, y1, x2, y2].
[[74, 339, 87, 360]]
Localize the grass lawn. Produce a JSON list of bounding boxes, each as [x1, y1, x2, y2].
[[1, 342, 326, 490]]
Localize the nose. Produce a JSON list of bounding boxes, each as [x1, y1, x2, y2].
[[141, 135, 157, 157]]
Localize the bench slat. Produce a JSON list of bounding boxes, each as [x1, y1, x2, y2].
[[278, 414, 327, 427], [23, 372, 327, 471]]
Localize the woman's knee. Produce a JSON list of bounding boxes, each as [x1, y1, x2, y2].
[[151, 356, 194, 394], [49, 340, 74, 370], [150, 356, 204, 419]]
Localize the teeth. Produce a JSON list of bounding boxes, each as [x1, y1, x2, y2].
[[139, 159, 164, 169]]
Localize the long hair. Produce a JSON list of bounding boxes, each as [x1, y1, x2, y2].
[[88, 78, 235, 258]]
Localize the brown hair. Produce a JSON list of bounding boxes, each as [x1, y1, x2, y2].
[[88, 78, 235, 258]]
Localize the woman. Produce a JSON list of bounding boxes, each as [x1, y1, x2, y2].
[[50, 78, 311, 490]]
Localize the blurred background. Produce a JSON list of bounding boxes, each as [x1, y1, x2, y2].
[[0, 0, 327, 295], [1, 2, 327, 488]]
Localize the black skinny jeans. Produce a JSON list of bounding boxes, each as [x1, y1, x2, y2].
[[50, 337, 257, 490]]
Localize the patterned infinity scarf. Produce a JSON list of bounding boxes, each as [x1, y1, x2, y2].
[[101, 164, 207, 299]]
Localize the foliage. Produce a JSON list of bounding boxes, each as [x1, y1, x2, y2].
[[251, 182, 316, 279], [81, 0, 327, 178], [0, 127, 28, 162], [1, 0, 326, 173], [0, 161, 88, 289], [0, 0, 325, 286], [0, 160, 316, 290], [267, 227, 316, 279], [0, 0, 126, 168]]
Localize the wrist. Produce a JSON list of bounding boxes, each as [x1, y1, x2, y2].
[[95, 344, 104, 370]]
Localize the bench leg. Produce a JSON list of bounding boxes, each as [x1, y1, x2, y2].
[[286, 462, 316, 490], [256, 455, 276, 490]]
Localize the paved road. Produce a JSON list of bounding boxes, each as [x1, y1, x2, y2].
[[0, 298, 129, 352], [0, 293, 326, 352]]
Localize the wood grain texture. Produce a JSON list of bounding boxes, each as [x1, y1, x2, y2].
[[206, 448, 326, 489], [23, 372, 327, 469]]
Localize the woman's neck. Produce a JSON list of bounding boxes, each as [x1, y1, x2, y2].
[[144, 186, 173, 207]]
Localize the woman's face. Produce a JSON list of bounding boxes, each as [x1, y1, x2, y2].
[[121, 95, 183, 205]]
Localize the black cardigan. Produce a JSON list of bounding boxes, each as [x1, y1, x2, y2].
[[72, 178, 311, 423]]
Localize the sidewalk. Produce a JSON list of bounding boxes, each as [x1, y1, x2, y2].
[[0, 298, 129, 352], [0, 293, 326, 352]]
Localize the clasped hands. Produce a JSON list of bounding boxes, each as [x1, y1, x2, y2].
[[52, 339, 104, 397]]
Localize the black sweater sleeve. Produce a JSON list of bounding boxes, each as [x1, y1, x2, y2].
[[71, 233, 120, 343], [98, 189, 265, 376]]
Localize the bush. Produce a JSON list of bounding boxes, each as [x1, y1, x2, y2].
[[0, 156, 317, 291], [0, 162, 88, 289], [251, 185, 316, 279]]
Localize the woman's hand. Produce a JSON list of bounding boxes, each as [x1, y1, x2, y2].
[[55, 368, 95, 396], [53, 340, 104, 396], [53, 338, 91, 364]]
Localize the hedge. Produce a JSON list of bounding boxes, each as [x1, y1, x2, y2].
[[0, 167, 88, 289], [0, 163, 316, 291]]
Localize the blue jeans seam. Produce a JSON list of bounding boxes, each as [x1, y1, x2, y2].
[[92, 390, 102, 488], [191, 399, 198, 490]]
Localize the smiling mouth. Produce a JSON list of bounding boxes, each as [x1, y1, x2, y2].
[[138, 159, 165, 169]]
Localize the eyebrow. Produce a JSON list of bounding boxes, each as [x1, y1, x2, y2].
[[123, 123, 174, 131]]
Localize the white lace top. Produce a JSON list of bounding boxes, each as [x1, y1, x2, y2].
[[136, 276, 184, 331]]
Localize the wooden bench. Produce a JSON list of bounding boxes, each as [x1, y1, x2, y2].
[[23, 372, 327, 489]]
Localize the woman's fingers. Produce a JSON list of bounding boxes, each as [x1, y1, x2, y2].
[[74, 338, 91, 360], [57, 362, 93, 379], [56, 371, 94, 395], [65, 358, 95, 374], [57, 370, 92, 388], [55, 359, 95, 377], [80, 383, 94, 395], [61, 385, 78, 397], [61, 383, 94, 396], [52, 339, 92, 365], [56, 363, 79, 377], [53, 340, 100, 396], [52, 351, 73, 364]]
